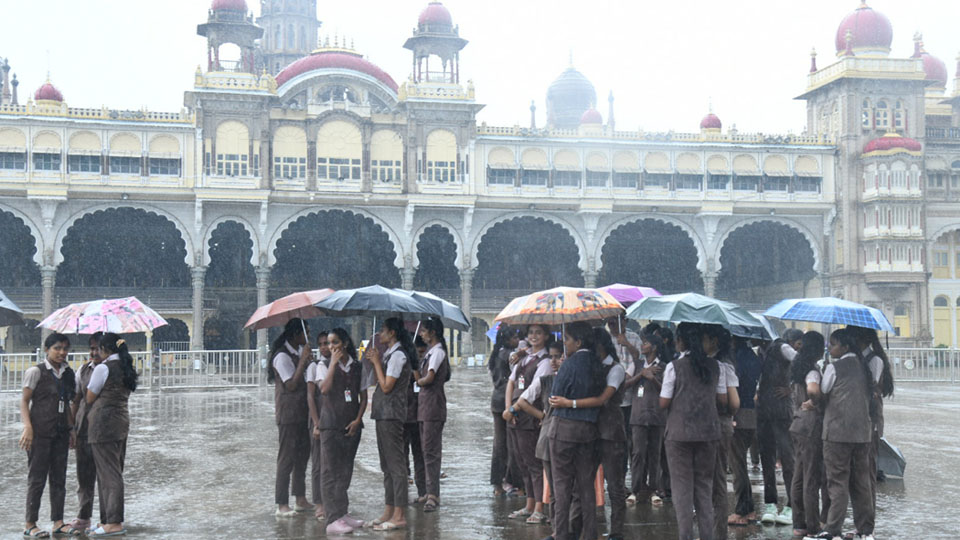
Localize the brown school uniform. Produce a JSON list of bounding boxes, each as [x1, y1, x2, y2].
[[309, 358, 327, 507], [508, 350, 548, 504], [664, 354, 721, 540], [25, 362, 74, 524], [371, 342, 412, 508], [629, 358, 665, 497], [273, 344, 310, 506], [863, 348, 884, 515], [822, 353, 874, 537], [418, 343, 449, 499], [87, 359, 131, 525], [319, 357, 363, 526], [538, 374, 583, 534], [405, 362, 426, 499], [489, 347, 517, 488], [712, 360, 736, 540], [74, 361, 97, 521], [597, 356, 627, 538], [790, 368, 824, 533]]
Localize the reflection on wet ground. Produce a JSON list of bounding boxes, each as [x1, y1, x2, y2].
[[0, 371, 954, 539]]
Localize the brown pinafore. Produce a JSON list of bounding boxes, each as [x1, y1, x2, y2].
[[418, 344, 449, 499], [319, 359, 363, 525]]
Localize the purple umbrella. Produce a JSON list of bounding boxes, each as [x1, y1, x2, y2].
[[599, 284, 662, 307]]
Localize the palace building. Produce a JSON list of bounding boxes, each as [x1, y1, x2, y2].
[[1, 1, 960, 353]]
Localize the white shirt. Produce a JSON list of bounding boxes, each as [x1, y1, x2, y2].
[[781, 343, 797, 362], [424, 342, 446, 373], [273, 342, 302, 383], [660, 353, 727, 399], [510, 349, 549, 382], [719, 361, 739, 388], [313, 356, 356, 383], [383, 342, 407, 379], [862, 347, 883, 383], [805, 369, 822, 385], [22, 359, 68, 390], [519, 373, 547, 404], [88, 354, 120, 395], [602, 355, 626, 390], [820, 352, 858, 394]]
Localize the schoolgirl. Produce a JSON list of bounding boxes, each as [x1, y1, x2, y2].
[[20, 333, 76, 539], [85, 333, 138, 537], [317, 328, 366, 535], [853, 327, 894, 496], [502, 324, 552, 522], [368, 317, 416, 531], [660, 323, 726, 540], [65, 332, 103, 536], [488, 326, 521, 495], [702, 324, 740, 540], [405, 337, 427, 504], [416, 318, 451, 512], [788, 331, 826, 537], [306, 331, 331, 520], [628, 331, 667, 506], [607, 315, 641, 473], [727, 337, 762, 526]]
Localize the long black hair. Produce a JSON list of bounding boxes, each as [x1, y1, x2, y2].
[[44, 332, 76, 400], [267, 318, 307, 383], [382, 317, 419, 372], [566, 321, 604, 389], [420, 318, 451, 382], [488, 325, 518, 372], [829, 328, 874, 397], [641, 331, 669, 365], [659, 327, 677, 362], [676, 322, 711, 385], [851, 327, 895, 398], [327, 327, 358, 363], [593, 327, 620, 364], [790, 331, 825, 385], [100, 333, 138, 392], [702, 324, 732, 361]]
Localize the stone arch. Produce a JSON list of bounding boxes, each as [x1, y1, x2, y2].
[[33, 130, 62, 151], [474, 215, 584, 290], [597, 217, 705, 293], [469, 212, 587, 270], [521, 148, 548, 169], [411, 220, 464, 270], [108, 132, 141, 154], [54, 203, 196, 267], [202, 216, 261, 267], [0, 127, 27, 148], [928, 223, 960, 243], [714, 217, 820, 272], [594, 214, 706, 273], [68, 131, 101, 153], [0, 202, 46, 266], [148, 134, 180, 155], [0, 207, 42, 287], [488, 147, 517, 168], [267, 206, 404, 268], [412, 223, 462, 292]]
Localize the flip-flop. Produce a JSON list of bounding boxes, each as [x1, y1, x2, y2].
[[87, 527, 126, 538], [508, 508, 532, 519], [51, 524, 80, 537], [23, 527, 50, 539], [366, 518, 385, 528], [373, 521, 405, 531], [424, 497, 440, 512]]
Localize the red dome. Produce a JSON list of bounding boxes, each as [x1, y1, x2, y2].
[[34, 82, 63, 103], [835, 2, 893, 55], [275, 51, 399, 92], [418, 2, 453, 27], [863, 133, 922, 155], [211, 0, 247, 11], [580, 108, 602, 125], [921, 52, 948, 86], [700, 113, 722, 130]]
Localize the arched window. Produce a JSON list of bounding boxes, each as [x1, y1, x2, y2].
[[875, 100, 890, 129], [275, 25, 281, 51], [299, 26, 306, 50], [894, 100, 905, 130], [935, 296, 949, 307], [861, 99, 872, 129], [286, 24, 294, 49]]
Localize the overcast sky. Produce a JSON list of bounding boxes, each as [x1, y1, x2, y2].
[[4, 1, 960, 133]]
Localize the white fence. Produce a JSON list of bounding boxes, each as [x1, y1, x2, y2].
[[888, 348, 960, 383]]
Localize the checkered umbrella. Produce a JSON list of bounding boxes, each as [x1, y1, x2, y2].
[[763, 297, 895, 333]]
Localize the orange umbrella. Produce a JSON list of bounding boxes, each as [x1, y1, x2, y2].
[[494, 286, 625, 326], [244, 289, 335, 330]]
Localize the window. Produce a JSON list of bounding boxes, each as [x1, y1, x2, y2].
[[929, 173, 945, 188], [644, 173, 671, 189], [763, 176, 790, 191], [109, 156, 140, 175], [522, 169, 548, 186], [612, 172, 639, 188], [676, 174, 702, 190], [934, 296, 949, 307], [427, 160, 456, 182], [875, 101, 890, 129], [894, 101, 905, 130], [586, 171, 609, 187], [33, 153, 61, 171], [707, 173, 730, 190], [861, 99, 872, 129], [891, 168, 906, 189], [149, 158, 180, 176], [318, 157, 360, 181], [487, 168, 515, 186], [0, 152, 26, 170], [372, 160, 402, 183], [554, 170, 580, 187], [68, 155, 100, 173], [217, 153, 247, 177], [273, 156, 306, 179], [734, 175, 760, 191], [934, 251, 949, 267], [796, 177, 821, 192]]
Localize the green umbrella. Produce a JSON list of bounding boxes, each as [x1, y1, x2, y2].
[[625, 292, 762, 330]]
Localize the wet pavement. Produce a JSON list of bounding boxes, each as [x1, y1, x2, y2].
[[0, 370, 955, 539]]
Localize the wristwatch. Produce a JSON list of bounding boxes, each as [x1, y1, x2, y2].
[[573, 400, 578, 409], [509, 406, 517, 415]]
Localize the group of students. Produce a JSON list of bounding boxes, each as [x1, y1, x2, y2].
[[267, 316, 450, 535], [19, 332, 138, 538], [487, 317, 892, 540]]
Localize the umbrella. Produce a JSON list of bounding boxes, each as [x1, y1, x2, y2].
[[0, 288, 24, 327], [494, 287, 624, 326], [394, 289, 470, 331], [878, 437, 906, 478], [244, 289, 335, 331], [486, 322, 500, 343], [729, 312, 780, 341], [764, 297, 895, 333], [313, 285, 438, 321], [598, 283, 662, 306], [625, 292, 762, 330], [37, 296, 168, 334]]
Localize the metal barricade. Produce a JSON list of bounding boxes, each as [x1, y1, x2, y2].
[[888, 348, 958, 383], [0, 351, 153, 392], [155, 349, 261, 390]]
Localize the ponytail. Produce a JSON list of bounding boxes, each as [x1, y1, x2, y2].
[[862, 328, 894, 398], [790, 331, 825, 385], [100, 332, 138, 392], [593, 327, 619, 364], [383, 317, 419, 373], [488, 325, 517, 372], [677, 322, 711, 385], [268, 318, 307, 383]]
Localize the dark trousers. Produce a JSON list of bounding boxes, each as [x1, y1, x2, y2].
[[544, 459, 584, 536], [660, 440, 671, 497], [713, 431, 731, 539], [665, 439, 717, 540], [404, 422, 426, 498], [420, 421, 444, 498], [491, 412, 508, 487], [630, 424, 663, 496], [275, 423, 310, 505], [310, 426, 323, 505], [25, 433, 70, 523], [598, 439, 626, 538], [791, 432, 823, 533], [91, 438, 127, 524], [823, 441, 874, 536], [750, 431, 761, 466], [729, 428, 756, 516], [505, 426, 524, 489], [509, 427, 544, 503], [757, 416, 794, 505], [320, 428, 361, 525], [550, 438, 597, 540], [621, 405, 632, 473], [75, 434, 97, 521], [376, 420, 407, 507]]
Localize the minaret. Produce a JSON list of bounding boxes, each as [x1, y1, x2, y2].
[[607, 90, 615, 131], [403, 2, 468, 84], [530, 100, 537, 129], [1, 58, 10, 105], [810, 47, 818, 73], [258, 0, 321, 75], [197, 0, 263, 73], [11, 74, 18, 105]]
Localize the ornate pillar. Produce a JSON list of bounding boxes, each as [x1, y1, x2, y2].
[[256, 266, 271, 356], [459, 268, 474, 357], [583, 270, 598, 289], [191, 266, 206, 350], [40, 265, 57, 339], [702, 271, 718, 298], [401, 256, 416, 290]]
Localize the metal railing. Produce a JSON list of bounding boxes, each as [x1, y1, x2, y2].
[[0, 351, 152, 393], [154, 349, 261, 390], [888, 348, 959, 383]]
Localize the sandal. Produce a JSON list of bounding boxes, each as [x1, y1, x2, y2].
[[626, 493, 638, 506], [508, 508, 532, 519], [424, 496, 440, 513], [87, 527, 126, 538], [651, 494, 664, 507], [23, 527, 50, 539], [415, 495, 429, 504], [372, 521, 405, 531], [728, 513, 750, 526], [525, 511, 546, 524], [51, 524, 80, 537]]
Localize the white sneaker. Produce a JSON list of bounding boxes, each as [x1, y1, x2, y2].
[[859, 536, 875, 540], [776, 505, 793, 525], [760, 503, 778, 523]]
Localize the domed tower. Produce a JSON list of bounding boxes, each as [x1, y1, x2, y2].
[[834, 1, 893, 57], [700, 111, 722, 134], [197, 0, 263, 73], [403, 2, 468, 84], [258, 0, 321, 76], [546, 63, 596, 129]]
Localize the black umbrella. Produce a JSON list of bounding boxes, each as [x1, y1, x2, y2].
[[394, 289, 470, 331], [878, 437, 906, 478], [0, 289, 24, 327]]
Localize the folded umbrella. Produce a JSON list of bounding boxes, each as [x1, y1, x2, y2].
[[244, 289, 335, 330], [495, 287, 624, 326], [878, 437, 906, 478], [764, 297, 895, 333], [0, 288, 24, 327], [625, 292, 762, 330]]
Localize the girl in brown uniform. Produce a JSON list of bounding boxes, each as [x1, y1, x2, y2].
[[416, 318, 450, 512], [488, 326, 520, 496], [66, 332, 103, 535], [788, 331, 825, 537], [660, 323, 726, 540], [368, 317, 415, 531], [306, 331, 331, 520], [85, 333, 138, 537], [405, 337, 427, 504], [628, 331, 666, 505], [702, 324, 740, 540], [267, 318, 313, 517], [317, 328, 366, 535], [20, 333, 76, 539]]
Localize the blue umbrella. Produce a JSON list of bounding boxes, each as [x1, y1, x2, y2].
[[0, 288, 24, 327], [764, 297, 895, 333], [486, 322, 500, 343]]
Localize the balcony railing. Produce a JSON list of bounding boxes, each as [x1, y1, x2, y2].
[[926, 127, 960, 141]]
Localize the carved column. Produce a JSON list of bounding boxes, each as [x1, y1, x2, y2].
[[40, 265, 57, 339], [191, 266, 206, 350], [459, 268, 474, 357], [401, 256, 416, 290], [702, 271, 718, 298], [583, 270, 599, 289], [256, 266, 271, 356]]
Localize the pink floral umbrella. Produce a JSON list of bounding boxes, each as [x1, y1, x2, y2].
[[37, 296, 168, 334]]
